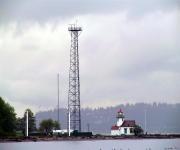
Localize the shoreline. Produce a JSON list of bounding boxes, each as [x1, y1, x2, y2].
[[1, 135, 180, 143]]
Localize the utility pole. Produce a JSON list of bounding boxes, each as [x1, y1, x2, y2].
[[145, 109, 146, 134], [57, 74, 59, 125], [87, 124, 89, 132], [69, 111, 70, 136]]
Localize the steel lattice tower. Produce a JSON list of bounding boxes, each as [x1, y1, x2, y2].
[[68, 24, 82, 132]]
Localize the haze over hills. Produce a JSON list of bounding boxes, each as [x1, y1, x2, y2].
[[35, 102, 180, 134]]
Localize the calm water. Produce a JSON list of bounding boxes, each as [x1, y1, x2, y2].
[[0, 139, 180, 150]]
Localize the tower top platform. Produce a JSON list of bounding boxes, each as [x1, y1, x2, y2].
[[68, 26, 82, 31]]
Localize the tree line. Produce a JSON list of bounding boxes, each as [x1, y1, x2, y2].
[[36, 102, 180, 134], [0, 97, 60, 137]]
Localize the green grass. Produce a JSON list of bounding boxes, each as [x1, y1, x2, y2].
[[15, 133, 24, 138]]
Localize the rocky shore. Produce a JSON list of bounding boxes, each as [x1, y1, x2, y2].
[[0, 134, 180, 143]]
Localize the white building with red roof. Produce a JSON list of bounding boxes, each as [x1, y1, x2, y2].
[[111, 109, 135, 135]]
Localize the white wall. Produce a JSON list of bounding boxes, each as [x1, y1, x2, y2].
[[111, 127, 134, 136], [117, 118, 124, 126], [120, 127, 134, 135], [111, 130, 120, 135]]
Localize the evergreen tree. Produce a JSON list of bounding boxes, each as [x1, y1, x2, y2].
[[16, 108, 36, 135], [53, 120, 61, 130], [0, 97, 16, 135], [133, 125, 143, 135], [39, 118, 61, 133], [16, 117, 25, 133]]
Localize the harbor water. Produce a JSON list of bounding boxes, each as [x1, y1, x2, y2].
[[0, 139, 180, 150]]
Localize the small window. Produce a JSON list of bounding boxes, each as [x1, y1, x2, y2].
[[130, 128, 133, 133], [124, 128, 127, 134]]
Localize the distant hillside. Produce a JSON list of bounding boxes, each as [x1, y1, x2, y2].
[[35, 102, 180, 134]]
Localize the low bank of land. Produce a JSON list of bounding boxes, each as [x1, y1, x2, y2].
[[1, 134, 180, 143]]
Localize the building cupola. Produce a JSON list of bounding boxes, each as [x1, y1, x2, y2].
[[118, 109, 123, 114], [116, 109, 125, 126]]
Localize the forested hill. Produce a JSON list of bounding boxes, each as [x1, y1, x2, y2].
[[35, 102, 180, 134]]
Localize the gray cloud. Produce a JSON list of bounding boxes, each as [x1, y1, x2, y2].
[[0, 0, 179, 117], [0, 0, 179, 24]]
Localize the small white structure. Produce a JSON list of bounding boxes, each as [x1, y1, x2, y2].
[[53, 129, 73, 135], [111, 109, 135, 136], [26, 110, 28, 137]]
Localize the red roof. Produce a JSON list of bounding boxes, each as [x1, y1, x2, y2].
[[111, 125, 120, 130], [118, 109, 123, 113], [121, 120, 135, 127]]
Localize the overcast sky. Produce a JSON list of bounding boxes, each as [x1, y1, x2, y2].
[[0, 0, 179, 117]]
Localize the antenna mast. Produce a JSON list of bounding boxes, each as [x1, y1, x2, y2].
[[67, 22, 82, 132], [57, 74, 59, 125]]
